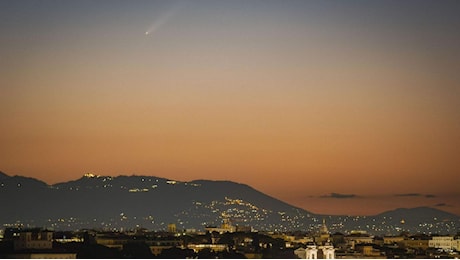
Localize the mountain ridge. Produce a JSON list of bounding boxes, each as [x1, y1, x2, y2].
[[0, 171, 458, 234]]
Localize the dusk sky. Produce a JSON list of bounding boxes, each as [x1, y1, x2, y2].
[[1, 0, 459, 216]]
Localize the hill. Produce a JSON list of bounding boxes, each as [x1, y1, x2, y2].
[[0, 172, 315, 231], [0, 172, 458, 234], [322, 206, 459, 235]]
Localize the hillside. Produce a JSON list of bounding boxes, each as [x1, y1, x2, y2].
[[0, 172, 315, 231], [0, 172, 458, 234]]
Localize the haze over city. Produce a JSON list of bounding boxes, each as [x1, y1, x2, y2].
[[1, 0, 459, 216]]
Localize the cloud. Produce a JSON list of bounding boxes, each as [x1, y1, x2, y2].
[[434, 203, 452, 207], [394, 193, 437, 198], [320, 193, 357, 199], [395, 193, 422, 197]]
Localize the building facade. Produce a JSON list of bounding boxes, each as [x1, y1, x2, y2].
[[429, 236, 454, 250], [14, 230, 53, 251]]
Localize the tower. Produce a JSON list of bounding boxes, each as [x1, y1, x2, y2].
[[320, 218, 329, 235], [167, 223, 177, 233], [305, 244, 318, 259], [315, 218, 331, 245], [321, 240, 335, 259]]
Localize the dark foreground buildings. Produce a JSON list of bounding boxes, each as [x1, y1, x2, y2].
[[1, 222, 460, 258]]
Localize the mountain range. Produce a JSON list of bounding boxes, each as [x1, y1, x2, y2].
[[1, 171, 458, 235]]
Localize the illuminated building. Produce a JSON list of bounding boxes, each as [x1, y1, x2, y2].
[[14, 229, 53, 250], [167, 223, 177, 233], [187, 243, 228, 253], [313, 219, 332, 245], [320, 241, 335, 259], [355, 244, 383, 258], [453, 239, 460, 251], [383, 235, 405, 245], [5, 229, 76, 259], [293, 218, 336, 258], [305, 244, 318, 259], [429, 236, 454, 250], [344, 231, 374, 249], [147, 239, 182, 256], [401, 238, 429, 250], [297, 242, 335, 259], [205, 218, 236, 234]]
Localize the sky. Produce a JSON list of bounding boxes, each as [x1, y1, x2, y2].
[[1, 0, 459, 216]]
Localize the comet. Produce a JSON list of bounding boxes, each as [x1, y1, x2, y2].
[[144, 2, 184, 36]]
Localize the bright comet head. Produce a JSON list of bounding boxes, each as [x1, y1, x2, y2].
[[145, 31, 149, 35]]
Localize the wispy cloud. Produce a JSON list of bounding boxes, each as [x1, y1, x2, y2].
[[434, 203, 452, 207], [395, 193, 421, 197], [394, 193, 437, 198], [320, 193, 357, 199]]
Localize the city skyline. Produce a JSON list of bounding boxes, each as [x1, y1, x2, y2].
[[1, 0, 459, 216]]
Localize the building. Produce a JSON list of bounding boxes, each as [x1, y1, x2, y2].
[[306, 244, 319, 259], [167, 223, 177, 233], [235, 225, 252, 233], [383, 236, 404, 245], [295, 241, 335, 259], [355, 244, 383, 258], [14, 229, 53, 251], [187, 243, 228, 253], [320, 241, 335, 259], [94, 233, 128, 250], [4, 229, 76, 259], [315, 219, 331, 244], [400, 235, 430, 250], [5, 252, 77, 259], [429, 236, 454, 250], [205, 218, 236, 234], [293, 218, 336, 259], [284, 235, 314, 248], [146, 239, 182, 256], [452, 239, 460, 251], [344, 231, 374, 249]]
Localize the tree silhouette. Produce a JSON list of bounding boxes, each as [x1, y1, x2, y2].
[[121, 242, 154, 258]]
